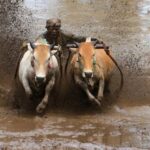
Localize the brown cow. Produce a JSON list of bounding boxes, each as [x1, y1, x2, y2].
[[69, 37, 115, 106]]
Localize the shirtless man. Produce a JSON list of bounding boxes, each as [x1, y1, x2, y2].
[[35, 18, 86, 50]]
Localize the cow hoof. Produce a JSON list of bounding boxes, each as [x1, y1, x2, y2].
[[36, 105, 44, 114], [98, 96, 103, 102], [90, 97, 101, 107], [94, 98, 101, 107]]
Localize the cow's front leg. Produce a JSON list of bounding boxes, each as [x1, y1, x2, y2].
[[74, 75, 101, 106], [36, 76, 55, 113], [22, 76, 32, 98], [97, 78, 105, 102]]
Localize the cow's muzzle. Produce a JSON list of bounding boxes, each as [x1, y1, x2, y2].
[[35, 76, 46, 85], [83, 71, 93, 79]]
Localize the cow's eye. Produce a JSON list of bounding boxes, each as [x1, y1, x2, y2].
[[79, 53, 82, 57], [32, 56, 35, 60], [46, 57, 50, 63], [48, 57, 50, 61], [32, 56, 38, 63], [92, 54, 95, 58]]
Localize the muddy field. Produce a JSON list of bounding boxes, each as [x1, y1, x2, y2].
[[0, 0, 150, 149]]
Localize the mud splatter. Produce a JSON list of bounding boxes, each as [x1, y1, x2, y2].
[[0, 0, 150, 149]]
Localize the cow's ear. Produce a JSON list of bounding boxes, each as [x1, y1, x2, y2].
[[49, 43, 55, 50], [68, 48, 78, 53], [30, 42, 36, 49], [50, 44, 60, 55], [28, 42, 36, 52], [94, 44, 104, 49], [66, 43, 79, 53], [51, 50, 58, 55]]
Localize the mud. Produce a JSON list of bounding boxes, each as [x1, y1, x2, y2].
[[0, 0, 150, 149]]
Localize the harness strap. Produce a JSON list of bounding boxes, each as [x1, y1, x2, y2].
[[93, 54, 97, 72]]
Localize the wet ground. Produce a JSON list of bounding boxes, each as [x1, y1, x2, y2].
[[0, 0, 150, 149]]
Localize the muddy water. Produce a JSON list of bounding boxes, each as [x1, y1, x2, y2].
[[0, 0, 150, 149]]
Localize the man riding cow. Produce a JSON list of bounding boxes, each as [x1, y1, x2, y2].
[[35, 18, 86, 50]]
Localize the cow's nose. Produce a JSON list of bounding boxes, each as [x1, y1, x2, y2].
[[35, 77, 45, 84], [84, 72, 93, 78]]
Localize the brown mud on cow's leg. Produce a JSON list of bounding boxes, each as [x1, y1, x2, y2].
[[36, 76, 55, 114], [97, 78, 105, 102], [74, 75, 101, 106]]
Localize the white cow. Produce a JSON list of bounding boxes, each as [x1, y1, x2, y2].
[[15, 42, 59, 113]]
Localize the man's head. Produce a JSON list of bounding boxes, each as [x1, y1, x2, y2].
[[46, 18, 61, 37]]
